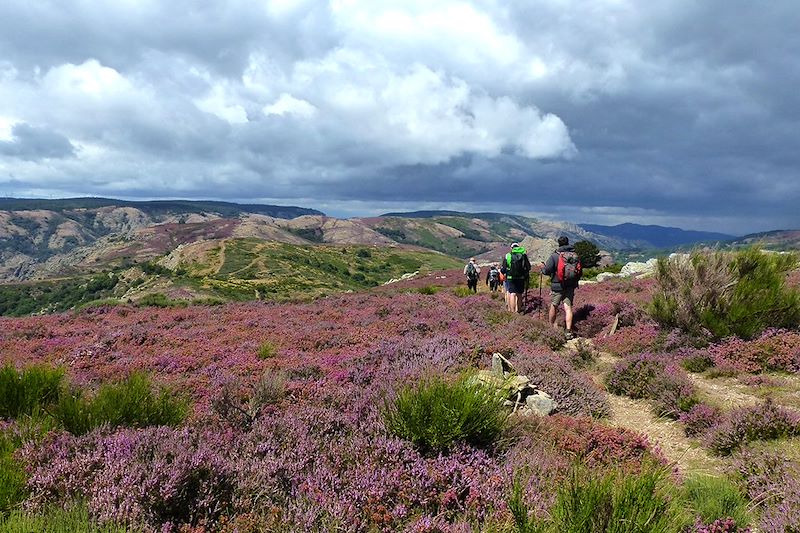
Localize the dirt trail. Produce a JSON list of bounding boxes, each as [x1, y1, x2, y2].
[[590, 352, 723, 475]]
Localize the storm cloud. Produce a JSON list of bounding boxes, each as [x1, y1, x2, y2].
[[0, 0, 798, 233]]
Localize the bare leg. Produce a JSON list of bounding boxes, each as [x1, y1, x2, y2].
[[549, 304, 558, 327], [565, 303, 573, 331], [508, 293, 518, 313]]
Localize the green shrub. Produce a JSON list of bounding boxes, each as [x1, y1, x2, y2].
[[453, 286, 475, 297], [681, 354, 714, 373], [257, 340, 278, 360], [547, 466, 686, 533], [649, 248, 800, 340], [382, 374, 507, 453], [135, 293, 188, 308], [52, 373, 187, 436], [416, 285, 440, 295], [0, 434, 26, 516], [681, 475, 751, 528], [0, 364, 64, 419]]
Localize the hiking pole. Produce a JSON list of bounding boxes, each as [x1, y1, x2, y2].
[[538, 271, 543, 319]]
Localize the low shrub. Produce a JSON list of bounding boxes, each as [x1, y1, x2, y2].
[[0, 364, 64, 419], [382, 373, 507, 452], [606, 353, 697, 418], [649, 248, 800, 340], [453, 286, 475, 297], [52, 373, 187, 436], [0, 432, 26, 516], [706, 401, 800, 456], [513, 351, 610, 418], [256, 340, 278, 360], [730, 449, 800, 533], [595, 323, 660, 356], [706, 330, 800, 374], [546, 465, 686, 533], [680, 404, 723, 438], [682, 475, 752, 529], [681, 353, 715, 373], [210, 371, 286, 430], [416, 285, 440, 295]]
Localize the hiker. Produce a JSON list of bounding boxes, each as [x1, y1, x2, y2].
[[541, 236, 582, 339], [486, 264, 500, 292], [463, 257, 481, 293], [503, 243, 531, 313]]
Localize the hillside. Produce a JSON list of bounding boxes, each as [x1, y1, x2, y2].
[[0, 240, 461, 315], [577, 222, 735, 249], [727, 229, 800, 251]]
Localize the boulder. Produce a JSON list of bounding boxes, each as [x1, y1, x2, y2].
[[595, 272, 620, 282], [525, 392, 557, 416], [491, 352, 514, 378], [620, 258, 658, 277]]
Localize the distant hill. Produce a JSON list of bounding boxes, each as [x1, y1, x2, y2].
[[578, 222, 735, 249], [725, 229, 800, 251], [0, 197, 323, 219]]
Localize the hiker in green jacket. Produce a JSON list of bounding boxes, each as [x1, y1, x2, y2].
[[503, 243, 531, 313]]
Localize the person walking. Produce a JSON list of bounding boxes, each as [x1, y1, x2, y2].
[[486, 264, 500, 292], [503, 243, 531, 313], [541, 236, 582, 339], [463, 257, 481, 293]]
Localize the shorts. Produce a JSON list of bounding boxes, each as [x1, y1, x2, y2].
[[507, 278, 526, 294], [503, 280, 510, 292], [551, 286, 575, 307]]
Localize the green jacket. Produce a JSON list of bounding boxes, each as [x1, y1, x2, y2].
[[504, 246, 531, 280]]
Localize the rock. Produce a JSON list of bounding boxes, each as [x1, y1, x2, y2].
[[620, 257, 658, 277], [526, 393, 557, 416], [595, 272, 620, 282], [563, 337, 594, 352], [491, 352, 514, 378]]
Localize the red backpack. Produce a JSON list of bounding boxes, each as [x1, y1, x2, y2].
[[556, 251, 582, 286]]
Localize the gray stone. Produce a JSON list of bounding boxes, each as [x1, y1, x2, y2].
[[491, 352, 514, 378], [525, 393, 557, 416], [596, 272, 620, 282]]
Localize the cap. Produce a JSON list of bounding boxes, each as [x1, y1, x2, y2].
[[511, 242, 519, 248]]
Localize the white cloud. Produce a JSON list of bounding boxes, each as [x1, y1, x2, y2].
[[263, 93, 317, 118]]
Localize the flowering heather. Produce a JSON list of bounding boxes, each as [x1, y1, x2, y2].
[[706, 329, 800, 374], [594, 322, 661, 356], [510, 349, 610, 418], [606, 352, 698, 418], [706, 401, 800, 455], [730, 449, 800, 533], [680, 404, 723, 438], [738, 374, 786, 389], [691, 517, 750, 532]]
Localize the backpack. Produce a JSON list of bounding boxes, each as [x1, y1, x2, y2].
[[507, 251, 530, 279], [557, 251, 582, 286], [489, 269, 499, 282], [466, 262, 478, 280]]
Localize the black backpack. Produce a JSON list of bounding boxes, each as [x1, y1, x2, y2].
[[466, 263, 478, 280], [508, 252, 530, 279]]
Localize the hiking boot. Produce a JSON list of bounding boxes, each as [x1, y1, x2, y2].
[[565, 330, 575, 340]]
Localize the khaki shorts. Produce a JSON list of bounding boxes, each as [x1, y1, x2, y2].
[[551, 287, 575, 307]]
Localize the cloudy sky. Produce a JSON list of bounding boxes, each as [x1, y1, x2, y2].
[[1, 0, 798, 234]]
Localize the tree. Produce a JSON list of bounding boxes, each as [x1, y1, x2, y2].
[[574, 240, 601, 268]]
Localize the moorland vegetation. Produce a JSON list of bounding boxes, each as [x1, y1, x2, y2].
[[0, 247, 798, 531]]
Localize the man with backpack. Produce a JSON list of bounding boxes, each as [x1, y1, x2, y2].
[[486, 264, 500, 292], [503, 243, 531, 313], [464, 257, 481, 293], [541, 236, 582, 339]]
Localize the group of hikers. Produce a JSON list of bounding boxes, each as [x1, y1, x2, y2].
[[463, 236, 582, 340]]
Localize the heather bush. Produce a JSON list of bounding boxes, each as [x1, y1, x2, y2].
[[453, 286, 476, 297], [512, 351, 610, 418], [382, 373, 507, 452], [210, 371, 286, 430], [681, 352, 715, 373], [706, 401, 800, 455], [595, 323, 660, 356], [730, 449, 800, 533], [680, 404, 723, 438], [0, 364, 64, 419], [706, 329, 800, 374], [416, 285, 440, 295], [649, 248, 800, 340], [52, 372, 187, 436], [606, 353, 698, 418], [682, 475, 751, 529]]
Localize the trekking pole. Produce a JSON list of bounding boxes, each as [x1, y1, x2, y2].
[[538, 271, 543, 319]]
